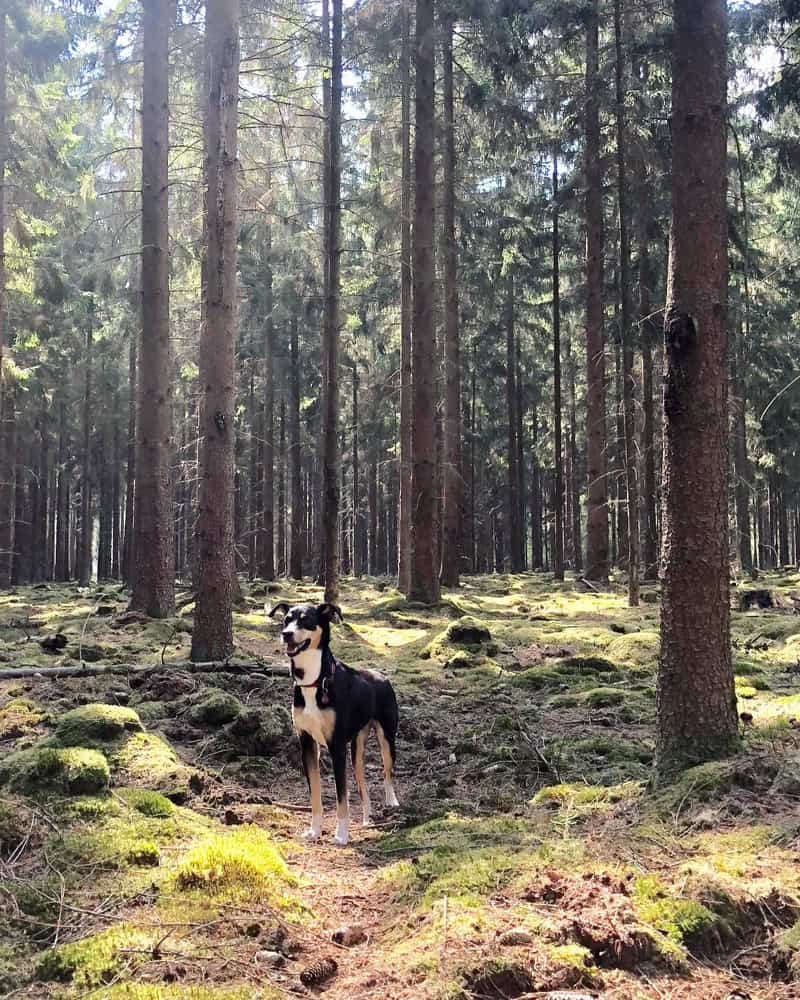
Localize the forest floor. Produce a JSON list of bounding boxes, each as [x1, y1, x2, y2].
[[1, 571, 800, 1000]]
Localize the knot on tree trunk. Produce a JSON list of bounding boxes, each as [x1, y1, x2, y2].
[[663, 310, 697, 420]]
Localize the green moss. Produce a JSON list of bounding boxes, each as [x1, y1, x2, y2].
[[0, 795, 30, 855], [776, 918, 800, 980], [533, 781, 641, 808], [584, 687, 626, 708], [54, 703, 143, 749], [63, 794, 118, 819], [607, 630, 660, 666], [634, 875, 722, 948], [126, 839, 160, 866], [735, 685, 758, 700], [118, 787, 176, 818], [110, 731, 197, 802], [0, 697, 49, 739], [35, 924, 151, 988], [6, 876, 63, 935], [102, 987, 276, 1000], [175, 825, 295, 904], [0, 746, 110, 796], [511, 667, 563, 691], [445, 649, 481, 670], [444, 616, 491, 644], [189, 691, 242, 725], [135, 700, 172, 724], [554, 655, 618, 675]]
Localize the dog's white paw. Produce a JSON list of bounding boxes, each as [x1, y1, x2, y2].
[[385, 784, 400, 809], [301, 817, 323, 842], [332, 819, 349, 846]]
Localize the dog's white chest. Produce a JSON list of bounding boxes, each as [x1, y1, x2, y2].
[[294, 688, 334, 747]]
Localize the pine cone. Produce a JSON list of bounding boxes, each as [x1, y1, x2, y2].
[[299, 956, 338, 986]]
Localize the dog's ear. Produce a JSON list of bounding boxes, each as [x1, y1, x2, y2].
[[266, 602, 291, 619], [317, 603, 343, 624]]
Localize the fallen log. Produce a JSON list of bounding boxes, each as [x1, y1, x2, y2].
[[0, 659, 289, 681]]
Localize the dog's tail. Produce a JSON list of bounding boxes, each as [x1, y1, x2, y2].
[[376, 680, 399, 765]]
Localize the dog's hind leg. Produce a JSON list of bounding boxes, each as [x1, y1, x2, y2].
[[331, 742, 350, 846], [299, 731, 323, 841], [351, 727, 372, 826], [376, 722, 399, 809]]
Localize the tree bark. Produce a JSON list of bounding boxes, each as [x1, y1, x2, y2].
[[656, 0, 739, 776], [132, 0, 174, 616], [260, 216, 275, 580], [0, 3, 9, 589], [505, 272, 522, 571], [78, 311, 93, 586], [614, 0, 640, 607], [322, 0, 342, 602], [122, 334, 137, 586], [552, 143, 564, 581], [439, 14, 461, 588], [289, 308, 304, 580], [584, 0, 608, 582], [398, 0, 413, 593], [408, 0, 440, 604], [277, 395, 286, 576], [191, 0, 240, 662]]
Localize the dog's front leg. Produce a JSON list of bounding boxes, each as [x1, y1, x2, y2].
[[331, 742, 350, 846], [300, 731, 323, 841]]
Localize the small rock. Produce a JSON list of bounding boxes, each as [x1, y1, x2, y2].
[[332, 924, 367, 947], [498, 927, 534, 946], [255, 949, 285, 968], [448, 752, 457, 765]]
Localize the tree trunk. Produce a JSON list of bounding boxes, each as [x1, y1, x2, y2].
[[0, 3, 9, 589], [111, 410, 121, 579], [656, 0, 739, 776], [584, 0, 608, 582], [516, 341, 526, 569], [98, 419, 113, 580], [36, 404, 50, 581], [122, 334, 137, 586], [260, 217, 275, 580], [289, 309, 304, 580], [408, 0, 440, 604], [552, 144, 564, 581], [614, 0, 639, 607], [398, 0, 413, 593], [321, 0, 342, 602], [55, 401, 69, 581], [277, 396, 286, 575], [132, 0, 174, 615], [732, 129, 754, 577], [505, 272, 522, 571], [78, 313, 93, 586], [191, 0, 240, 662], [635, 153, 659, 582], [439, 14, 461, 588], [569, 343, 582, 572]]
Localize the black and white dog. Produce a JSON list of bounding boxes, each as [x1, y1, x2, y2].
[[268, 601, 400, 846]]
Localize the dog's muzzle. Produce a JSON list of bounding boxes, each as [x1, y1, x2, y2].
[[283, 637, 310, 658]]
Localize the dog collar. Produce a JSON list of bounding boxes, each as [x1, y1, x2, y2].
[[294, 657, 337, 705]]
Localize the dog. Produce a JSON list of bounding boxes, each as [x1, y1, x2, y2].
[[268, 601, 400, 846]]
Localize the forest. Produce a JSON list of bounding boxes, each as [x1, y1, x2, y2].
[[0, 0, 800, 997]]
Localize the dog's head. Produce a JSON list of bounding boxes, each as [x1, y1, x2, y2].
[[267, 601, 343, 658]]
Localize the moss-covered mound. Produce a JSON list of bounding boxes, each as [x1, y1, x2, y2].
[[110, 731, 199, 802], [175, 825, 295, 904], [189, 691, 243, 726], [55, 703, 143, 749], [0, 746, 110, 796], [444, 616, 492, 645], [35, 924, 151, 989]]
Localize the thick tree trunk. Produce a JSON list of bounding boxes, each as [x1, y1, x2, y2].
[[635, 158, 659, 582], [552, 145, 564, 581], [506, 273, 522, 571], [408, 0, 440, 604], [36, 404, 50, 581], [111, 411, 121, 579], [732, 130, 754, 577], [614, 0, 640, 607], [192, 0, 240, 662], [321, 0, 342, 601], [569, 345, 582, 572], [584, 0, 608, 582], [398, 0, 413, 593], [516, 341, 526, 569], [78, 315, 93, 586], [0, 4, 9, 589], [132, 0, 174, 615], [55, 402, 69, 581], [289, 310, 304, 580], [531, 396, 543, 569], [656, 0, 739, 776], [122, 334, 137, 586], [439, 14, 461, 588], [98, 420, 113, 580], [277, 396, 286, 576], [260, 217, 275, 580]]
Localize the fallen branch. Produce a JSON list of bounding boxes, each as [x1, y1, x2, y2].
[[0, 659, 288, 681]]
